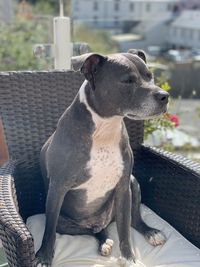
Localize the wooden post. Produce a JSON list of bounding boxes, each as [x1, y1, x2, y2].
[[0, 118, 9, 166]]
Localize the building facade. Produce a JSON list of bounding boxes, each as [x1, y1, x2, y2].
[[169, 10, 200, 49], [72, 0, 180, 30]]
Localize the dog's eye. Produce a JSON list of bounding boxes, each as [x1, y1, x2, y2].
[[121, 77, 135, 84], [146, 71, 153, 80]]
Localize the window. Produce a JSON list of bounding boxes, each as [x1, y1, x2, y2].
[[146, 3, 151, 12], [173, 27, 177, 36], [177, 28, 181, 37], [187, 29, 190, 38], [93, 1, 98, 11], [181, 28, 185, 38], [114, 2, 120, 11], [130, 2, 134, 11], [114, 16, 119, 26], [190, 29, 194, 40], [167, 4, 172, 11]]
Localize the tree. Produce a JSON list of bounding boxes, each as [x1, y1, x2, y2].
[[73, 25, 117, 55], [0, 19, 51, 71]]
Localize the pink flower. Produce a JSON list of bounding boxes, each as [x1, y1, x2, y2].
[[167, 114, 179, 128]]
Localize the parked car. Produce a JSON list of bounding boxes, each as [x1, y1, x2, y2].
[[165, 50, 183, 62]]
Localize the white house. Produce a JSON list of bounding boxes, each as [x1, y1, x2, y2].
[[72, 0, 180, 30], [168, 10, 200, 49]]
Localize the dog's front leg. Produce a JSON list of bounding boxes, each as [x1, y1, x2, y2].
[[115, 180, 135, 263], [35, 182, 67, 267]]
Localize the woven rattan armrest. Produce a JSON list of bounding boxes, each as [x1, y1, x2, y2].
[[0, 161, 36, 267], [134, 145, 200, 248]]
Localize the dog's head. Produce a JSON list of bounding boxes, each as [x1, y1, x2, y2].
[[77, 50, 169, 120]]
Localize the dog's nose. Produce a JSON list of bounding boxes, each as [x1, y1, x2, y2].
[[153, 91, 169, 104]]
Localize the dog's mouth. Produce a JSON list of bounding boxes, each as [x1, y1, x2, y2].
[[126, 114, 141, 120], [126, 113, 162, 120], [126, 106, 168, 120]]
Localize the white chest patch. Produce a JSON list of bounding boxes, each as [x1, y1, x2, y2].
[[77, 84, 124, 204], [76, 142, 124, 204]]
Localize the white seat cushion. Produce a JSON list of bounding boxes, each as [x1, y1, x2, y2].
[[26, 204, 200, 267]]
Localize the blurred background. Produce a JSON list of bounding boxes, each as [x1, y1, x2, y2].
[[0, 0, 200, 163]]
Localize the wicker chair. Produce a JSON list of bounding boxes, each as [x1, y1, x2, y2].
[[0, 71, 199, 267]]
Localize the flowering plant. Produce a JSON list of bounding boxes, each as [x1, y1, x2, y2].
[[165, 114, 179, 128], [144, 113, 176, 140]]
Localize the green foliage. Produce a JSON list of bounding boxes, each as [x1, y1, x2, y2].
[[161, 143, 175, 152], [33, 1, 56, 15], [0, 19, 51, 71], [73, 25, 117, 54], [155, 71, 170, 88], [32, 0, 70, 16], [195, 106, 200, 117], [26, 0, 57, 7], [144, 114, 174, 140], [161, 82, 171, 91]]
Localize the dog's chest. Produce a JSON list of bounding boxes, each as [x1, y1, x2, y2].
[[76, 141, 124, 204]]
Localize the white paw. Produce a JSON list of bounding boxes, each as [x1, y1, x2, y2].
[[146, 230, 166, 246], [100, 239, 114, 256]]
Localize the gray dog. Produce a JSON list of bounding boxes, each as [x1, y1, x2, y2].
[[36, 50, 168, 266]]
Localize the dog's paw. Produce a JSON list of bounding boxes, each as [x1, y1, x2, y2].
[[35, 248, 53, 267], [100, 239, 114, 256], [145, 229, 166, 246]]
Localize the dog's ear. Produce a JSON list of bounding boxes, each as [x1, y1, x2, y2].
[[71, 53, 93, 71], [80, 54, 107, 90], [128, 49, 147, 63]]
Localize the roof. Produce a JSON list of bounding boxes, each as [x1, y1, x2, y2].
[[171, 10, 200, 30]]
